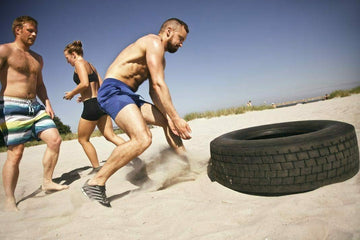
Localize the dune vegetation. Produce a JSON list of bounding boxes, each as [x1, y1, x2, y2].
[[0, 86, 359, 153]]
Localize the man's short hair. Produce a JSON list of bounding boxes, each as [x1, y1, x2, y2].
[[12, 16, 38, 36], [159, 18, 189, 34]]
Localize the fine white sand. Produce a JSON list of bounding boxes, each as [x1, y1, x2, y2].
[[0, 94, 359, 240]]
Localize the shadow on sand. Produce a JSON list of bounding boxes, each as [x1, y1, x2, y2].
[[52, 166, 92, 185], [16, 166, 92, 206], [16, 149, 196, 206]]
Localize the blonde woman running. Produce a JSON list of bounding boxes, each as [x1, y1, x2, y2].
[[63, 41, 125, 172]]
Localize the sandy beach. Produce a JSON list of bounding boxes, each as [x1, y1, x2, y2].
[[0, 94, 359, 240]]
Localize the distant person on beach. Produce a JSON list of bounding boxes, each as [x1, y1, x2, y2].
[[0, 16, 68, 211], [63, 40, 126, 173], [81, 18, 192, 207]]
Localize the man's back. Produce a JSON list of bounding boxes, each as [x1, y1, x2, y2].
[[105, 34, 164, 92]]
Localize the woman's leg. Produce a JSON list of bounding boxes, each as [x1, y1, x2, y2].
[[77, 118, 99, 168], [97, 115, 126, 146]]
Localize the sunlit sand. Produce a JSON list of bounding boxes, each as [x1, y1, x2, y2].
[[0, 94, 359, 239]]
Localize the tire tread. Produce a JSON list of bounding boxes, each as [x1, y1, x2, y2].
[[209, 122, 359, 195]]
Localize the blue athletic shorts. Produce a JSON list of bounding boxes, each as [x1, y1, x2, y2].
[[97, 78, 148, 120]]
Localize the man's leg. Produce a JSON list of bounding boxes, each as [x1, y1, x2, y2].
[[82, 104, 152, 207], [2, 144, 24, 211], [88, 104, 152, 186], [140, 103, 185, 154], [38, 128, 68, 191], [140, 104, 194, 190]]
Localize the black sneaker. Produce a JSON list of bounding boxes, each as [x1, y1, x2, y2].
[[81, 179, 111, 207]]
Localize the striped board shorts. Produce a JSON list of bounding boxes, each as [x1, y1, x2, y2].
[[0, 96, 57, 146]]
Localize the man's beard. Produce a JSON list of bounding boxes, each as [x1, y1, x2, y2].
[[167, 41, 178, 53], [22, 36, 35, 46]]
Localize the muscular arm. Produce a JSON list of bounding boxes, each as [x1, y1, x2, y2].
[[36, 56, 55, 118], [147, 40, 179, 119], [146, 38, 191, 139], [0, 45, 7, 69], [0, 45, 10, 92]]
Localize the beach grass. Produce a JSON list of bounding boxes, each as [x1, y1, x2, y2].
[[183, 105, 272, 121], [329, 86, 360, 98], [183, 85, 359, 122], [0, 86, 359, 153]]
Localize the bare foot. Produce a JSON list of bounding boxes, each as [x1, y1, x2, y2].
[[42, 181, 69, 193], [4, 198, 19, 212]]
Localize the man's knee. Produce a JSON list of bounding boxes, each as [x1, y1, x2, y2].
[[7, 145, 25, 164], [136, 131, 152, 151], [39, 128, 62, 149], [46, 133, 62, 150]]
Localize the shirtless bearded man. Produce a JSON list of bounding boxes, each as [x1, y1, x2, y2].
[[0, 16, 68, 211], [82, 18, 192, 207]]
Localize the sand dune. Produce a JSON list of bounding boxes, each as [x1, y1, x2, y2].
[[0, 94, 359, 240]]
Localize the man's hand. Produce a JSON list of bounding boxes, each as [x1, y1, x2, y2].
[[45, 104, 55, 119], [168, 117, 192, 140]]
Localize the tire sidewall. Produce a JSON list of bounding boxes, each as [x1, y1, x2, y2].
[[211, 120, 354, 154]]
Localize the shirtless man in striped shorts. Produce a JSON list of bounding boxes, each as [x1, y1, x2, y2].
[[0, 16, 68, 211]]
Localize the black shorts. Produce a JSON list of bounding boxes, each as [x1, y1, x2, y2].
[[81, 98, 106, 121]]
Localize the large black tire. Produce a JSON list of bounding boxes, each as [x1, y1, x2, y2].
[[209, 120, 359, 195]]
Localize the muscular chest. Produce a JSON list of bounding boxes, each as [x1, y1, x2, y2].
[[7, 51, 41, 76]]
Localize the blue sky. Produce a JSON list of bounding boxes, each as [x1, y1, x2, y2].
[[1, 0, 359, 132]]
